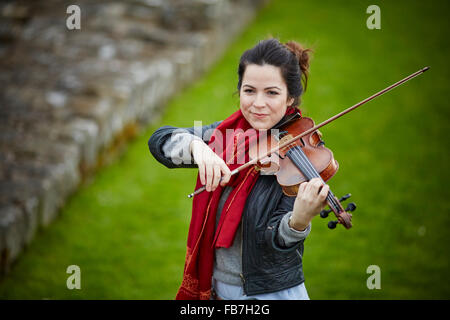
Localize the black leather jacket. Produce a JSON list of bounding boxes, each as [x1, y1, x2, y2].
[[148, 121, 305, 296]]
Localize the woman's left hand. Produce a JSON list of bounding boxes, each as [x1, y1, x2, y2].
[[290, 178, 329, 231]]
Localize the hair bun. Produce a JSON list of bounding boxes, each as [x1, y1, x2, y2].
[[284, 41, 312, 90]]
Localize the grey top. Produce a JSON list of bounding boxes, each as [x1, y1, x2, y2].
[[162, 132, 311, 286]]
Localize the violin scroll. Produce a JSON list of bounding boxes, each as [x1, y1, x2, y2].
[[320, 193, 357, 229]]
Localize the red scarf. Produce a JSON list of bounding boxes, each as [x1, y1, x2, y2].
[[175, 107, 299, 300]]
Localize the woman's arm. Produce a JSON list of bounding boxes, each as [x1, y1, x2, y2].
[[266, 177, 328, 251], [149, 120, 232, 192], [277, 212, 311, 247], [148, 121, 221, 169], [265, 193, 311, 252]]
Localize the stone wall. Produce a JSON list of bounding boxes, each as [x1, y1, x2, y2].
[[0, 0, 266, 275]]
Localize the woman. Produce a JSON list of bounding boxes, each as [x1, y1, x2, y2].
[[148, 38, 329, 300]]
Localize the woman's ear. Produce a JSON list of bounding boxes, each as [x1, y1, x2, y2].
[[287, 97, 295, 107]]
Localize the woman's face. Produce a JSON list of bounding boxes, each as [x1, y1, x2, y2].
[[240, 64, 294, 130]]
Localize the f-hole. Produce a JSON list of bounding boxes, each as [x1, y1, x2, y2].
[[299, 137, 305, 147]]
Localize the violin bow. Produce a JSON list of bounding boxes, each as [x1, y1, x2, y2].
[[188, 66, 430, 198]]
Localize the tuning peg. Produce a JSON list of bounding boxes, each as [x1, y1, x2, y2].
[[339, 193, 351, 202], [320, 208, 332, 218], [328, 220, 338, 229], [345, 202, 357, 212]]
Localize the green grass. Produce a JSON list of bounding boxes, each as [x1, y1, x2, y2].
[[1, 0, 449, 299]]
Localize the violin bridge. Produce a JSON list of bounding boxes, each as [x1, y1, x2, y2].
[[278, 134, 297, 153]]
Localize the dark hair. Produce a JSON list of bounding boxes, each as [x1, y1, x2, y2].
[[237, 38, 312, 107]]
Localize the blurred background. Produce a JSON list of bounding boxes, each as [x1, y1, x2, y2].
[[0, 0, 448, 299]]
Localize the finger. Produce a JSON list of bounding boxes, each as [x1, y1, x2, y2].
[[198, 162, 205, 186], [318, 184, 330, 202], [212, 164, 221, 191], [195, 146, 208, 185], [303, 179, 314, 195], [297, 181, 308, 198], [219, 162, 231, 186], [310, 178, 324, 194], [205, 161, 213, 192]]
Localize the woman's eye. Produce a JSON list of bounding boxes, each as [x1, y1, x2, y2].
[[244, 89, 254, 93], [268, 91, 279, 95]]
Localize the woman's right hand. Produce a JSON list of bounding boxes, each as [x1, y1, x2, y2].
[[190, 139, 231, 192]]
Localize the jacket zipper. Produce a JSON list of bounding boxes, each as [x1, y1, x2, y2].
[[296, 248, 302, 263], [240, 212, 246, 292]]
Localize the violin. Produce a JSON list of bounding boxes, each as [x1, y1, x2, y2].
[[252, 113, 354, 229], [188, 67, 430, 230]]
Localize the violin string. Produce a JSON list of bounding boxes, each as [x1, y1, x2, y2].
[[292, 148, 340, 211], [287, 147, 340, 211], [288, 148, 317, 180], [296, 150, 340, 212], [290, 149, 340, 211]]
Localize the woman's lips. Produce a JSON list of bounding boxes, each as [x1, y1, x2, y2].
[[252, 112, 268, 119]]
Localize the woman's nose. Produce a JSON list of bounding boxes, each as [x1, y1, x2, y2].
[[253, 93, 266, 107]]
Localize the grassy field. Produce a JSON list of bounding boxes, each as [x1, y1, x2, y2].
[[0, 0, 449, 299]]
